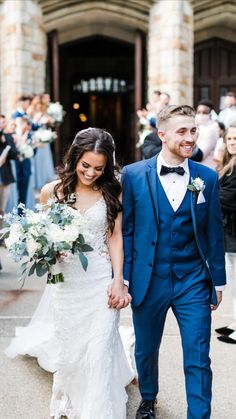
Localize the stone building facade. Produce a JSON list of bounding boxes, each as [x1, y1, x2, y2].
[[0, 0, 46, 116], [0, 0, 235, 161]]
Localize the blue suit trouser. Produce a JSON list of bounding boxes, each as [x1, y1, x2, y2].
[[132, 271, 212, 419]]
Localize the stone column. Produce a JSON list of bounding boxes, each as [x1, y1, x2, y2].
[[148, 0, 193, 106], [0, 0, 46, 117]]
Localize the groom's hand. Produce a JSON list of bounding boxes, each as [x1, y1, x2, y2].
[[107, 283, 132, 309], [211, 291, 223, 311]]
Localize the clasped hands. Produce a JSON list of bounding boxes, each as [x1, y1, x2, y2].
[[107, 280, 132, 309]]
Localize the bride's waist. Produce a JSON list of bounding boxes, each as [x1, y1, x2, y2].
[[58, 250, 111, 275]]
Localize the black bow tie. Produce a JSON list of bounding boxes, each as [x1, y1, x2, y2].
[[160, 165, 185, 176]]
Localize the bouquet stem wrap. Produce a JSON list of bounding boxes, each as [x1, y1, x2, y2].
[[47, 261, 64, 284]]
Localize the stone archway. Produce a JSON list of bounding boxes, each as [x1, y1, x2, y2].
[[58, 35, 137, 164], [41, 2, 151, 163]]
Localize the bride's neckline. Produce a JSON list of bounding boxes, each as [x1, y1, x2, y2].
[[70, 195, 104, 214]]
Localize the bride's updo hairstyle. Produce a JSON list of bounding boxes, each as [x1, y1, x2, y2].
[[54, 127, 122, 233]]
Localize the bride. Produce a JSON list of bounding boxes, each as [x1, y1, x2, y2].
[[5, 128, 134, 418]]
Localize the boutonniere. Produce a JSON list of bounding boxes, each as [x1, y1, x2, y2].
[[187, 177, 205, 193]]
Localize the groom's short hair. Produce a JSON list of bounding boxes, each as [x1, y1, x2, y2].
[[158, 105, 195, 129]]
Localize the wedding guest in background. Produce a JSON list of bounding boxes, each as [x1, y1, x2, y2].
[[32, 99, 55, 189], [146, 90, 161, 117], [0, 118, 18, 269], [159, 92, 170, 109], [141, 117, 162, 159], [213, 121, 226, 166], [218, 92, 236, 128], [195, 99, 219, 169], [216, 124, 236, 344], [26, 94, 41, 118], [14, 118, 34, 212], [12, 95, 31, 120], [0, 119, 18, 211]]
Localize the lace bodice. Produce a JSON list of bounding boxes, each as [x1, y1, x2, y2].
[[68, 196, 110, 259]]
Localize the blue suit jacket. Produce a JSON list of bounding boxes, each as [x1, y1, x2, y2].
[[122, 156, 226, 306]]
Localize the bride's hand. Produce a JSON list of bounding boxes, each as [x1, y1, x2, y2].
[[107, 281, 132, 310]]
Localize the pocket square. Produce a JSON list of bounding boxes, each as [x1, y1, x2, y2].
[[197, 191, 206, 204]]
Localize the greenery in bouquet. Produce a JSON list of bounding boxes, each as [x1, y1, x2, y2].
[[1, 199, 93, 285], [34, 128, 57, 144]]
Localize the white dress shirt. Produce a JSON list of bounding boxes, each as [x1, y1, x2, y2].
[[157, 152, 224, 292], [157, 153, 189, 212]]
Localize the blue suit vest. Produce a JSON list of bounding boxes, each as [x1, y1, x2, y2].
[[153, 175, 205, 280]]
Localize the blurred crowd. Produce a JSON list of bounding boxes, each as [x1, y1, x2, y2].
[[0, 93, 65, 224], [137, 90, 236, 169]]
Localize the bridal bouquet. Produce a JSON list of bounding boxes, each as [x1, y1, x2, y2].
[[18, 143, 34, 160], [47, 101, 66, 123], [34, 128, 57, 144], [1, 199, 93, 284]]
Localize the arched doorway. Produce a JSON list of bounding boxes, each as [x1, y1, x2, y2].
[[59, 36, 137, 165]]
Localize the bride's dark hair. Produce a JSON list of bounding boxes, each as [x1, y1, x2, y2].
[[54, 127, 122, 233]]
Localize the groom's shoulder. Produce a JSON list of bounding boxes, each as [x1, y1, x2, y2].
[[189, 160, 218, 182], [123, 156, 155, 176]]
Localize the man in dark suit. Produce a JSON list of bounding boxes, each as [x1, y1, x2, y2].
[[122, 105, 226, 419], [141, 118, 162, 159], [0, 117, 18, 214]]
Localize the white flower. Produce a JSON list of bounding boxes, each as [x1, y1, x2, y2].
[[48, 224, 64, 242], [47, 102, 65, 122], [193, 177, 205, 191], [5, 236, 15, 249], [34, 128, 57, 143], [10, 223, 24, 235], [19, 143, 34, 159], [5, 223, 24, 248], [26, 237, 41, 258], [28, 224, 43, 237], [187, 177, 205, 193], [26, 212, 44, 225], [63, 225, 79, 242]]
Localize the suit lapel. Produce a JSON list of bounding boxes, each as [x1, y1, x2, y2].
[[188, 160, 198, 232], [146, 156, 159, 228], [188, 161, 208, 265]]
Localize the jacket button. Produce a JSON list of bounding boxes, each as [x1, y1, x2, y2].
[[151, 241, 156, 246], [148, 262, 153, 267]]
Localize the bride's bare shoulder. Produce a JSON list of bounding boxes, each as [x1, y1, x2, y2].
[[40, 180, 61, 204]]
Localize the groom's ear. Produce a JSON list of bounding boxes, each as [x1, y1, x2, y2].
[[158, 129, 166, 143]]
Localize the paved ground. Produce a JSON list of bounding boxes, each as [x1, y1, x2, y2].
[[1, 246, 236, 419]]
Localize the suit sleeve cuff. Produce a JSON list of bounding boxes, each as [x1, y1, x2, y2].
[[124, 280, 129, 287], [215, 286, 226, 291]]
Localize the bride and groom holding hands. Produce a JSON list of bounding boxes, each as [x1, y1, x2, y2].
[[6, 104, 226, 419]]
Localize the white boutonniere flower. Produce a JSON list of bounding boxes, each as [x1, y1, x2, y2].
[[187, 177, 205, 193]]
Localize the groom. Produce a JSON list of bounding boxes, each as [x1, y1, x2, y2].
[[122, 105, 226, 419]]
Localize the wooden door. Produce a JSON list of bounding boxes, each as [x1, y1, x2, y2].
[[194, 38, 236, 111]]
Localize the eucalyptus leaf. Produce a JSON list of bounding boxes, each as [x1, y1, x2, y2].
[[80, 244, 93, 252], [78, 234, 85, 244], [29, 262, 37, 276], [36, 263, 48, 277], [79, 252, 88, 271]]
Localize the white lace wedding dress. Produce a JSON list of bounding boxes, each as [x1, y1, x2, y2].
[[5, 198, 134, 419]]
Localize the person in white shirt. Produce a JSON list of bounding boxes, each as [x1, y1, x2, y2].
[[218, 92, 236, 128], [195, 100, 219, 170]]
